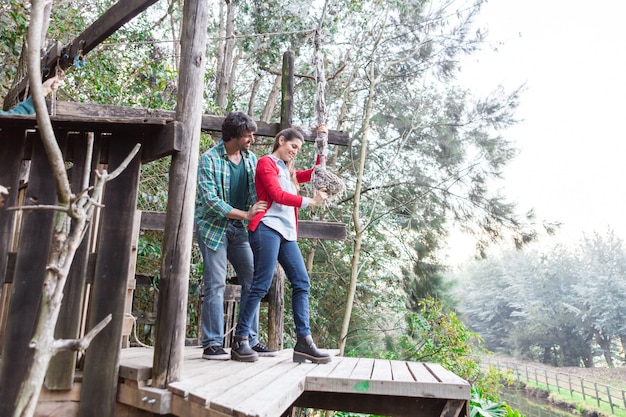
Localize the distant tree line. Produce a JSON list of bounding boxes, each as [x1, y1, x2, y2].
[[454, 230, 626, 367]]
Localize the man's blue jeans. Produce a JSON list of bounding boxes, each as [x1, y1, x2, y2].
[[197, 221, 259, 348], [236, 222, 311, 340]]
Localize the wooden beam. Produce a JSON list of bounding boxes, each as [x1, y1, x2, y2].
[[439, 399, 466, 417], [117, 384, 172, 415], [119, 364, 153, 382], [140, 210, 346, 241], [49, 101, 350, 145], [140, 120, 184, 163], [299, 220, 347, 240], [295, 392, 453, 417], [53, 0, 160, 63]]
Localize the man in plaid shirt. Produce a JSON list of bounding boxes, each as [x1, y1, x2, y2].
[[195, 112, 276, 359]]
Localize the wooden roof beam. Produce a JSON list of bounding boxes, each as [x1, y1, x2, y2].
[[53, 101, 350, 146]]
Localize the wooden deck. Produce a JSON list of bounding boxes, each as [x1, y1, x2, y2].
[[118, 347, 470, 417]]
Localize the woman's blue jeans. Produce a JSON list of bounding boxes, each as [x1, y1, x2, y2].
[[236, 222, 311, 340]]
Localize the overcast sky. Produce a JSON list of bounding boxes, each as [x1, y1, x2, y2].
[[447, 0, 626, 262]]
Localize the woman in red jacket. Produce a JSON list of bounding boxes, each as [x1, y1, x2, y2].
[[231, 126, 331, 364]]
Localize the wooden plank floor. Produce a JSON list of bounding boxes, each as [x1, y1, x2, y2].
[[118, 346, 470, 417]]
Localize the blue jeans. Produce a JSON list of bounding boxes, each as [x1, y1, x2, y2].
[[236, 222, 311, 340], [197, 221, 259, 348]]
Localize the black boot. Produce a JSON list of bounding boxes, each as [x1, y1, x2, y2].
[[293, 335, 331, 364], [231, 335, 258, 362]]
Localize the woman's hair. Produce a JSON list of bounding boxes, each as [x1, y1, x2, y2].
[[273, 127, 305, 190]]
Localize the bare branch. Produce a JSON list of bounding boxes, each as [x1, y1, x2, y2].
[[7, 205, 70, 213], [49, 314, 112, 352], [101, 143, 141, 182]]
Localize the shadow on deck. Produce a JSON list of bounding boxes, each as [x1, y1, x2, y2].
[[118, 347, 470, 417]]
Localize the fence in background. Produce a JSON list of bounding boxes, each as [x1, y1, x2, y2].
[[482, 357, 626, 415]]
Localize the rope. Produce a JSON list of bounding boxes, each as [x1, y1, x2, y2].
[[311, 0, 345, 204], [125, 313, 154, 349]]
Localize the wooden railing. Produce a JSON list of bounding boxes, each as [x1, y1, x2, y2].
[[482, 357, 626, 415]]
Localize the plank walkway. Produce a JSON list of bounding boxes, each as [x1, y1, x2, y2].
[[118, 347, 470, 417]]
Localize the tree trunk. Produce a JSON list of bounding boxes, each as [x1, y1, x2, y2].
[[247, 74, 261, 115], [337, 62, 378, 356], [305, 242, 317, 273], [216, 0, 235, 112], [594, 329, 614, 367], [260, 74, 282, 123]]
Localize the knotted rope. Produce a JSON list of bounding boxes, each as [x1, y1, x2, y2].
[[311, 0, 345, 204]]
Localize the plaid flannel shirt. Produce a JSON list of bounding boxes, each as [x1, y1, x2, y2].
[[194, 140, 258, 250]]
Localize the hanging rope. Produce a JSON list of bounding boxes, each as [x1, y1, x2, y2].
[[311, 0, 345, 204]]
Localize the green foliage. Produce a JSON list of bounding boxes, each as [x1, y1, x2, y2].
[[470, 387, 525, 417], [0, 1, 28, 96]]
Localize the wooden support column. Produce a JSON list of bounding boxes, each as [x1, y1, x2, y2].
[[151, 0, 208, 388], [78, 135, 141, 417], [266, 50, 296, 350], [0, 129, 26, 290], [280, 50, 295, 128], [267, 266, 285, 350], [0, 133, 60, 415], [45, 133, 99, 390]]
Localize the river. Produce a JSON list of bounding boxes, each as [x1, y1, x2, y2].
[[502, 387, 577, 417]]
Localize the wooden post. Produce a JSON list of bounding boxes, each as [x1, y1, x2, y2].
[[266, 50, 295, 350], [0, 134, 58, 415], [0, 129, 25, 297], [151, 0, 208, 388], [568, 374, 573, 397], [280, 50, 294, 129], [45, 133, 97, 390], [581, 378, 586, 401], [267, 267, 285, 350], [534, 367, 538, 386], [78, 136, 142, 417]]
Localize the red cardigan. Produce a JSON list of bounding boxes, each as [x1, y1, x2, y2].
[[248, 155, 319, 232]]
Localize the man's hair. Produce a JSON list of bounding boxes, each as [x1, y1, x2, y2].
[[222, 111, 258, 142]]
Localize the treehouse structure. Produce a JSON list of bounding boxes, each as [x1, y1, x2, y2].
[[0, 1, 470, 416]]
